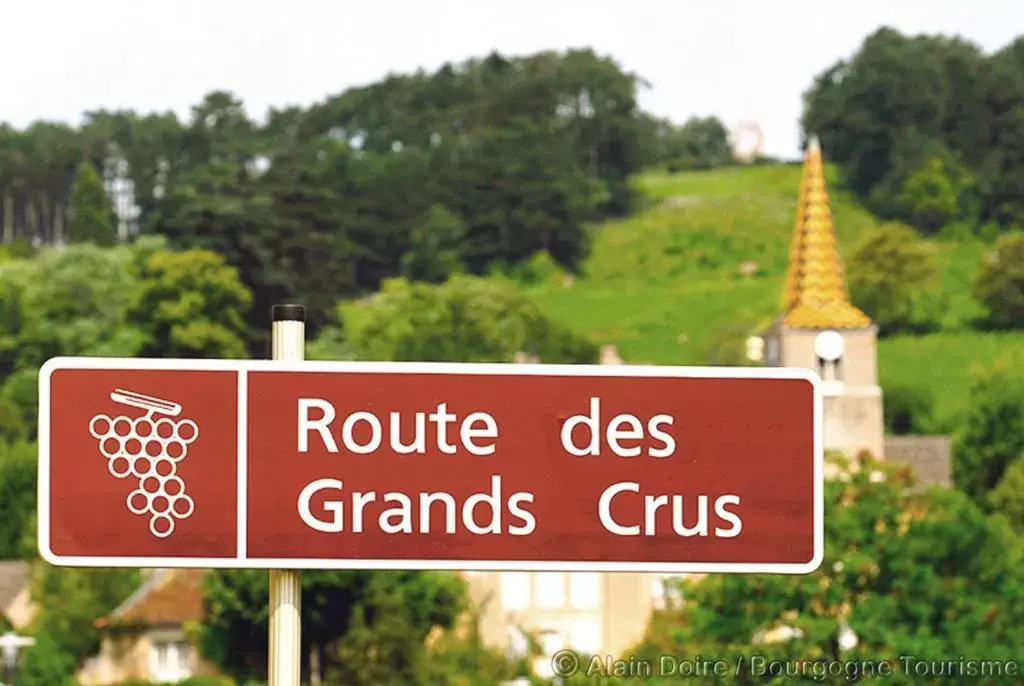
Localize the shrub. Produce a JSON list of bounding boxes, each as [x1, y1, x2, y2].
[[953, 364, 1024, 507], [847, 222, 944, 335], [883, 384, 936, 435], [972, 231, 1024, 330], [17, 632, 76, 686], [988, 457, 1024, 533]]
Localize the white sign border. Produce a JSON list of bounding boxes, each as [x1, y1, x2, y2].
[[38, 356, 824, 575]]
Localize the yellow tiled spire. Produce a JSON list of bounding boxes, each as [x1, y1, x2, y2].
[[780, 136, 872, 329]]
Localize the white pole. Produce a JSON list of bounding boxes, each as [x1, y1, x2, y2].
[[268, 304, 305, 686]]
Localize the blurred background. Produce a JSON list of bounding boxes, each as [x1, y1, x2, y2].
[[1, 1, 1024, 684]]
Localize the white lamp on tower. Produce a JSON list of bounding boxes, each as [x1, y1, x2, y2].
[[814, 330, 844, 381]]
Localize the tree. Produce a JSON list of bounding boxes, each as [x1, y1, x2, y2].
[[892, 151, 974, 233], [0, 441, 38, 558], [67, 160, 118, 246], [988, 457, 1024, 533], [435, 116, 605, 273], [17, 632, 76, 686], [7, 47, 647, 343], [310, 275, 598, 364], [846, 222, 944, 334], [645, 116, 735, 172], [400, 205, 467, 283], [302, 48, 644, 215], [801, 28, 1023, 234], [327, 574, 462, 686], [802, 29, 951, 199], [977, 37, 1024, 229], [423, 606, 533, 685], [0, 243, 147, 372], [0, 239, 255, 438], [129, 243, 253, 358], [972, 231, 1024, 330], [30, 565, 140, 664], [145, 160, 281, 352], [952, 365, 1024, 508], [882, 385, 936, 435], [0, 395, 28, 444], [199, 569, 468, 685], [0, 370, 40, 439], [0, 243, 148, 435], [626, 453, 1024, 685]]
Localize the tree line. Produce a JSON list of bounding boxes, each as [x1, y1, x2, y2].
[[0, 49, 735, 354], [803, 27, 1024, 236]]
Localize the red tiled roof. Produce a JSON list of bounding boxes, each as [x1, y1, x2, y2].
[[96, 569, 206, 628]]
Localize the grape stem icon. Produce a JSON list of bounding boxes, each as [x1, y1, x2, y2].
[[88, 389, 198, 539]]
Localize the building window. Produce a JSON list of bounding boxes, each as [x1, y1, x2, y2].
[[569, 573, 600, 609], [535, 572, 564, 608], [150, 638, 192, 683], [569, 620, 602, 655], [501, 572, 530, 610]]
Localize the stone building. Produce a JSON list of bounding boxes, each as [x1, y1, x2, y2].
[[77, 569, 218, 685]]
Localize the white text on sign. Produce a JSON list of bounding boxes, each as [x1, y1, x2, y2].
[[294, 397, 743, 539]]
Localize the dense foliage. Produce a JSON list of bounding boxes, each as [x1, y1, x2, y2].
[[199, 569, 488, 685], [309, 274, 598, 364], [845, 222, 944, 335], [803, 28, 1024, 236], [952, 365, 1024, 513], [607, 455, 1024, 685], [1, 49, 736, 353], [16, 632, 77, 686], [67, 161, 118, 247], [2, 29, 1024, 686], [972, 231, 1024, 329], [0, 237, 588, 683]]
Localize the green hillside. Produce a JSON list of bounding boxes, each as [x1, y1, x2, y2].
[[525, 164, 1024, 427]]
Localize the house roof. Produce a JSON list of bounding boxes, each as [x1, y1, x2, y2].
[[780, 136, 872, 330], [96, 568, 206, 629], [0, 561, 31, 609]]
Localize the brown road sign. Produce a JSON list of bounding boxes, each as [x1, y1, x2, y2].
[[39, 357, 823, 573]]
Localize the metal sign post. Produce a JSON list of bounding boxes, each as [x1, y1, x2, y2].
[[268, 304, 305, 686]]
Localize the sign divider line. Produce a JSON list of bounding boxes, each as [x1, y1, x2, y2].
[[237, 369, 248, 560]]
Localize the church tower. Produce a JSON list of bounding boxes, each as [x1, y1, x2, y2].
[[761, 136, 885, 460]]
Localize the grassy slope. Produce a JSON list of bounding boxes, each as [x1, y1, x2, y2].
[[526, 164, 1024, 427]]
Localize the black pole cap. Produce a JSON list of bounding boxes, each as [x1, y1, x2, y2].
[[272, 304, 306, 322]]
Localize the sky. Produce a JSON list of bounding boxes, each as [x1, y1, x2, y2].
[[3, 0, 1023, 160]]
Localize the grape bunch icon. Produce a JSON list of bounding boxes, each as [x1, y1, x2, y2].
[[88, 389, 198, 539]]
